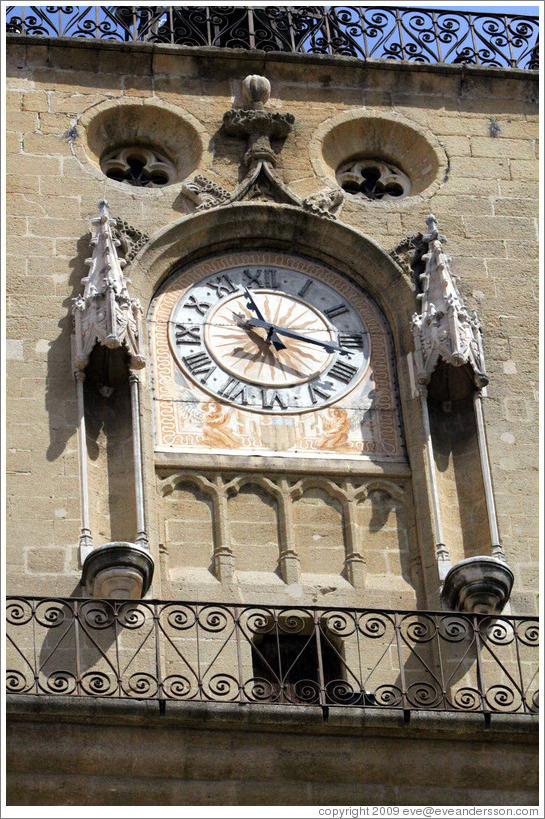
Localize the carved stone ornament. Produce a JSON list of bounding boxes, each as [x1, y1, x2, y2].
[[112, 217, 150, 263], [302, 188, 345, 219], [182, 174, 231, 211], [182, 75, 343, 218], [410, 214, 488, 388], [390, 232, 424, 279], [440, 556, 514, 615], [72, 200, 146, 371]]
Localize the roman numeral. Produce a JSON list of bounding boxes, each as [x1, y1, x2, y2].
[[243, 268, 278, 288], [308, 380, 333, 404], [328, 360, 359, 384], [182, 351, 216, 382], [208, 274, 236, 298], [297, 278, 313, 299], [185, 294, 211, 316], [261, 389, 287, 410], [338, 333, 364, 349], [324, 304, 349, 320], [175, 324, 201, 344], [218, 377, 250, 406]]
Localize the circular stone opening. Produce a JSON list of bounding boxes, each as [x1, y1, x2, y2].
[[83, 102, 204, 187], [318, 113, 445, 200]]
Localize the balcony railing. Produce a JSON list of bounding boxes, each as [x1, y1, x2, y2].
[[6, 597, 539, 715], [5, 6, 539, 69]]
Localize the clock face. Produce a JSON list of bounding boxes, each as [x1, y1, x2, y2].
[[168, 262, 370, 413]]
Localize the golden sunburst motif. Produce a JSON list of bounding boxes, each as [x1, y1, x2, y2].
[[204, 291, 335, 388]]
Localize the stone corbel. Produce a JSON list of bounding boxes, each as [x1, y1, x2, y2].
[[441, 556, 514, 615]]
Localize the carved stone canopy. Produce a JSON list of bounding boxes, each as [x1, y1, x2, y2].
[[72, 200, 146, 372], [411, 214, 488, 391]]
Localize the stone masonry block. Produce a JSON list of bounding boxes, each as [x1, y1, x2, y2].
[[22, 90, 50, 112], [510, 159, 539, 180], [8, 154, 61, 176], [6, 133, 22, 154], [494, 198, 538, 218], [463, 216, 536, 241], [499, 180, 538, 199], [449, 156, 511, 179], [6, 111, 38, 133], [5, 89, 22, 111], [470, 137, 536, 160], [22, 132, 73, 156], [32, 69, 120, 96], [26, 547, 67, 575], [6, 174, 40, 194], [6, 449, 31, 474], [48, 44, 101, 74], [49, 93, 109, 115]]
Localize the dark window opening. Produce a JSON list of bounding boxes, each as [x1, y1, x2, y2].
[[250, 631, 372, 706]]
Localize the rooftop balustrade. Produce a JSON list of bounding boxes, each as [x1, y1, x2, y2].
[[6, 6, 539, 69]]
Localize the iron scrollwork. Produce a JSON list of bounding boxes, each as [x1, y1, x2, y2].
[[5, 596, 539, 716]]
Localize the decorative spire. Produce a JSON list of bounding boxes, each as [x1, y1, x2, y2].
[[72, 200, 146, 372], [411, 214, 488, 389]]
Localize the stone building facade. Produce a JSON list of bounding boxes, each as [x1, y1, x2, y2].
[[5, 8, 539, 807]]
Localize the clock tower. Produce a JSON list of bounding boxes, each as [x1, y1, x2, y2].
[[5, 7, 539, 806]]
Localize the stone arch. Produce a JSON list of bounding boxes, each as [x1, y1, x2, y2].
[[132, 202, 415, 357]]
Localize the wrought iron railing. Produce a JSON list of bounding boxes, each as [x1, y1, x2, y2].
[[5, 6, 539, 69], [6, 597, 539, 715]]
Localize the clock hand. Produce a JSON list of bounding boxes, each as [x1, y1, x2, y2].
[[241, 286, 286, 351], [244, 317, 352, 357]]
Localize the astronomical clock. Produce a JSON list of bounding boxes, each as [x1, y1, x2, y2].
[[150, 251, 405, 461]]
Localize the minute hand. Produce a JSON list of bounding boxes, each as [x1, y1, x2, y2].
[[241, 286, 286, 351], [245, 317, 351, 357]]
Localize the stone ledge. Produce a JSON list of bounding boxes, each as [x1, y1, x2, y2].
[[6, 694, 539, 743], [6, 33, 539, 83], [154, 450, 411, 476]]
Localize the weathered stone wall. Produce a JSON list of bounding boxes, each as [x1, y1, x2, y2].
[[6, 37, 539, 615], [6, 700, 539, 806]]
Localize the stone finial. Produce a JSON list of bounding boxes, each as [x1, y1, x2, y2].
[[411, 214, 488, 390], [242, 74, 271, 108], [222, 74, 294, 169], [72, 200, 146, 372]]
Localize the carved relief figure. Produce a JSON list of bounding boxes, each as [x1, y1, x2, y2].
[[316, 407, 351, 451], [202, 402, 241, 448]]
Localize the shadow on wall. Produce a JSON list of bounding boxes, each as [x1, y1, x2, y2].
[[45, 232, 137, 544], [45, 232, 90, 462]]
